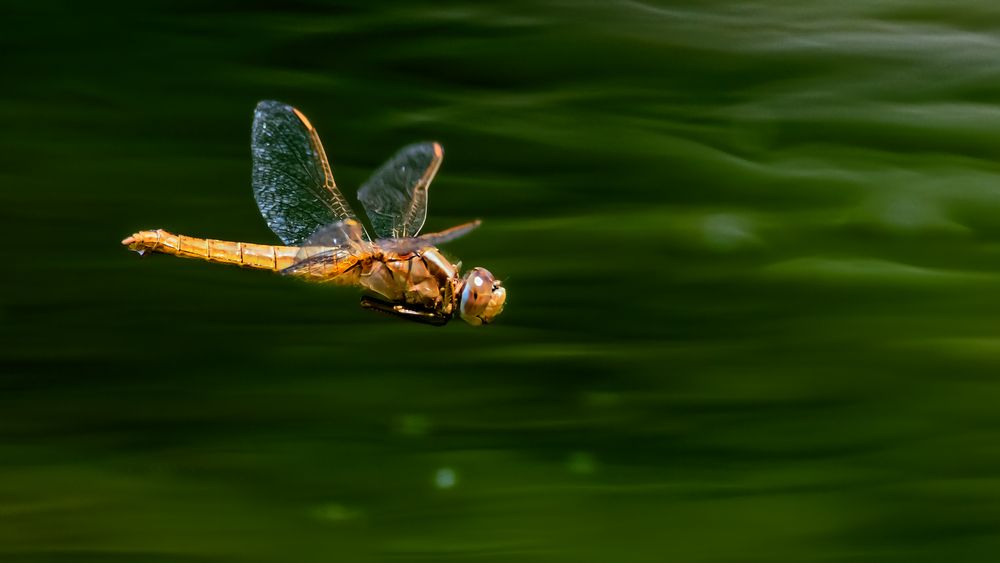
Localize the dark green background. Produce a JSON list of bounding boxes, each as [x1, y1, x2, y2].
[[5, 1, 1000, 561]]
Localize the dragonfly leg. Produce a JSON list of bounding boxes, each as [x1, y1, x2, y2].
[[360, 296, 450, 326]]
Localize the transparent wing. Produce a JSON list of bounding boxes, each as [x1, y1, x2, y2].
[[293, 219, 367, 263], [251, 100, 365, 245], [357, 142, 443, 239], [283, 219, 372, 280], [379, 220, 481, 254], [281, 246, 361, 279]]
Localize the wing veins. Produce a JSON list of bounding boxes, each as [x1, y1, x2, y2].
[[358, 142, 443, 240], [251, 101, 368, 244], [400, 145, 442, 238]]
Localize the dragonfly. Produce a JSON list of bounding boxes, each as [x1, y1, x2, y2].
[[122, 100, 505, 326]]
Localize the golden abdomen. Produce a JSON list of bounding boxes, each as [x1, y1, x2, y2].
[[123, 231, 459, 316], [122, 229, 299, 271]]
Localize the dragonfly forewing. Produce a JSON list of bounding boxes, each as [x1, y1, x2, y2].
[[252, 101, 367, 245]]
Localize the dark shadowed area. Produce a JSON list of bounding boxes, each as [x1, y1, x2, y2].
[[4, 1, 1000, 561]]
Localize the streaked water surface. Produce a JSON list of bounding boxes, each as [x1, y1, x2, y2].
[[5, 1, 1000, 561]]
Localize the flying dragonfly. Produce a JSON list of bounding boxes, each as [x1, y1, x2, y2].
[[122, 100, 505, 326]]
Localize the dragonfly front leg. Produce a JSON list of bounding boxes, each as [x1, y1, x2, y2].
[[359, 296, 450, 326]]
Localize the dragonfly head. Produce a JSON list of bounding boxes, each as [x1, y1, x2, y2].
[[458, 267, 505, 326]]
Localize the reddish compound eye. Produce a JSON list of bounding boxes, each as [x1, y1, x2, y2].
[[459, 267, 503, 325]]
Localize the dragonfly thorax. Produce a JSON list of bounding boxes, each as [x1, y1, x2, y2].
[[357, 247, 460, 316]]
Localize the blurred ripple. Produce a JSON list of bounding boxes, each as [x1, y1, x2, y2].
[[4, 1, 1000, 561]]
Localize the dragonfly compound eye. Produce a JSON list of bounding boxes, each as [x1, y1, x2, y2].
[[459, 267, 504, 325]]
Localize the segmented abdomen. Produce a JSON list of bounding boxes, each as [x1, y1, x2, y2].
[[122, 229, 299, 271]]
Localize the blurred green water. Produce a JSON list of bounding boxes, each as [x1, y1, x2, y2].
[[5, 1, 1000, 561]]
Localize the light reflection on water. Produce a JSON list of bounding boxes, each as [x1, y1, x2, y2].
[[4, 1, 1000, 561]]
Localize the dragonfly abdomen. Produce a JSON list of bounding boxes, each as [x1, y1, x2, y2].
[[122, 229, 299, 271]]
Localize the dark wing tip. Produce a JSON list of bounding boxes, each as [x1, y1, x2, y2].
[[255, 99, 289, 110], [397, 141, 443, 159], [254, 101, 314, 131], [254, 100, 296, 120]]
